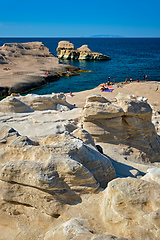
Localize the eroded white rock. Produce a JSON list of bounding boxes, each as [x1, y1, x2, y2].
[[81, 93, 160, 163]]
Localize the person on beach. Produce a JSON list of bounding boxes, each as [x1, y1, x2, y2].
[[3, 67, 10, 71], [70, 91, 73, 97], [125, 78, 128, 84], [145, 74, 147, 80], [45, 71, 50, 75], [130, 77, 133, 83], [100, 86, 106, 91], [143, 75, 145, 80], [107, 77, 110, 86]]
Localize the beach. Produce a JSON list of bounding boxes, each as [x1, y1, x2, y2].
[[66, 81, 160, 108]]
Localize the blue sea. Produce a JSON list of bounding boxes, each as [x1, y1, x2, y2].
[[0, 38, 160, 94]]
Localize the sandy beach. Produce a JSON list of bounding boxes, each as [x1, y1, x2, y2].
[[66, 81, 160, 108]]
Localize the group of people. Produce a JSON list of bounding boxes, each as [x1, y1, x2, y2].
[[3, 67, 10, 71], [100, 77, 115, 91], [125, 77, 133, 84], [100, 74, 148, 91], [107, 77, 116, 86], [125, 74, 147, 84]]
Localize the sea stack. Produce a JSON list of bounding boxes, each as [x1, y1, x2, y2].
[[56, 40, 111, 60]]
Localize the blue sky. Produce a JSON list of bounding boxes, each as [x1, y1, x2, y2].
[[0, 0, 160, 37]]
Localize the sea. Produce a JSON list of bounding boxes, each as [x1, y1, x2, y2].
[[0, 37, 160, 94]]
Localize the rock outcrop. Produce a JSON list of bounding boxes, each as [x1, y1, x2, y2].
[[0, 124, 115, 217], [45, 218, 128, 240], [81, 93, 160, 162], [101, 177, 160, 240], [0, 91, 160, 239], [56, 41, 111, 60], [141, 167, 160, 184], [0, 42, 79, 97], [0, 93, 74, 113], [152, 105, 160, 135], [0, 42, 52, 59]]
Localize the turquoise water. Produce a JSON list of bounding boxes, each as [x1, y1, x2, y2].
[[0, 38, 160, 94]]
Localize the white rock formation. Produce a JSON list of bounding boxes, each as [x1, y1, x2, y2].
[[44, 218, 128, 240], [0, 124, 115, 217], [56, 41, 111, 60], [101, 177, 160, 240], [141, 167, 160, 184], [0, 93, 74, 113], [81, 93, 160, 162], [0, 42, 79, 97], [0, 92, 160, 239]]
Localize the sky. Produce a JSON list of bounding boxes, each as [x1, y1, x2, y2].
[[0, 0, 160, 37]]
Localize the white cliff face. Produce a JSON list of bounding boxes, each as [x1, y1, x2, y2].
[[56, 41, 111, 60], [81, 93, 160, 163]]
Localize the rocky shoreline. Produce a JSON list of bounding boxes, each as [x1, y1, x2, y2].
[[0, 41, 160, 240], [0, 42, 80, 97], [0, 40, 111, 98]]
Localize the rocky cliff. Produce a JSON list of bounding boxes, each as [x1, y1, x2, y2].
[[56, 41, 111, 60], [0, 42, 79, 97], [81, 93, 160, 163]]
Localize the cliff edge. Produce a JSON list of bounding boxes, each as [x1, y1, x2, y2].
[[0, 42, 79, 97]]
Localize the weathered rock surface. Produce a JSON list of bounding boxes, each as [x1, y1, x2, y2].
[[141, 167, 160, 184], [81, 93, 160, 162], [101, 177, 160, 240], [0, 91, 160, 240], [0, 42, 79, 96], [0, 93, 74, 113], [57, 41, 111, 60], [152, 105, 160, 135], [44, 218, 128, 240], [0, 124, 115, 217]]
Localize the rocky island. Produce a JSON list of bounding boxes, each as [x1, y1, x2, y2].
[[56, 41, 111, 60]]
